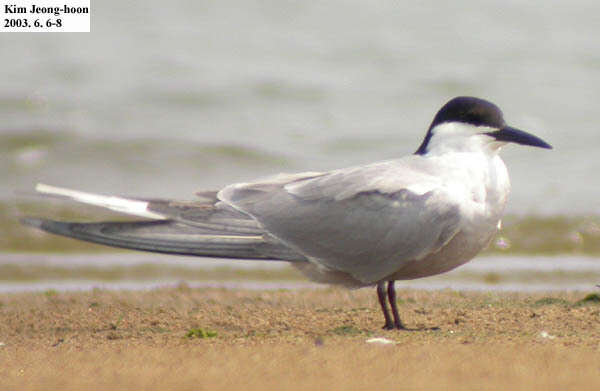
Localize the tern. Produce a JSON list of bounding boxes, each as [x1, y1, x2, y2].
[[22, 96, 552, 330]]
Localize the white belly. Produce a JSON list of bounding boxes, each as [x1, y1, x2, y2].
[[387, 226, 498, 280]]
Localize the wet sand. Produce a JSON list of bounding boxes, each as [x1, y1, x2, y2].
[[1, 286, 600, 390]]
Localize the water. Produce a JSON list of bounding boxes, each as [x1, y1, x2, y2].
[[1, 253, 599, 293], [2, 1, 600, 292], [0, 0, 598, 215]]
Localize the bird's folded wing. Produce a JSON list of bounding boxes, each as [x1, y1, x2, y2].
[[21, 217, 306, 261], [219, 159, 463, 284], [28, 184, 311, 261]]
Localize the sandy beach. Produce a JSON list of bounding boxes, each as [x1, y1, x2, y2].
[[1, 286, 600, 390]]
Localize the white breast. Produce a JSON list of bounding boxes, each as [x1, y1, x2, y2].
[[388, 152, 511, 280]]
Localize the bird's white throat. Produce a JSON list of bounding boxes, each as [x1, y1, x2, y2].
[[425, 122, 505, 155]]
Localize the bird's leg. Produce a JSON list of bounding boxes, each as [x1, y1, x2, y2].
[[377, 282, 394, 329], [387, 281, 405, 329]]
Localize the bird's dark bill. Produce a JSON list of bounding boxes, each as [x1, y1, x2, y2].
[[489, 126, 552, 149]]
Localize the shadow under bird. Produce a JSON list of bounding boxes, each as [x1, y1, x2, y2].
[[22, 96, 552, 330]]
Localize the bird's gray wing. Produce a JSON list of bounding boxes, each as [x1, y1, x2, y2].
[[219, 159, 463, 284], [21, 217, 305, 261], [24, 184, 307, 262]]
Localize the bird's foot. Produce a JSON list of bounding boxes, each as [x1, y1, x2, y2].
[[382, 321, 406, 330]]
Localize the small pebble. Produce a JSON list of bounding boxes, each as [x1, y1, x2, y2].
[[366, 337, 396, 345], [539, 331, 556, 339]]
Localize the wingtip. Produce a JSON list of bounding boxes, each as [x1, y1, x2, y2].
[[35, 183, 53, 193], [35, 183, 73, 197]]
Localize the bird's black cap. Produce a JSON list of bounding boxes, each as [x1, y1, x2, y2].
[[429, 96, 506, 129], [415, 96, 552, 154]]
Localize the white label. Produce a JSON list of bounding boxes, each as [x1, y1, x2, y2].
[[1, 0, 90, 32]]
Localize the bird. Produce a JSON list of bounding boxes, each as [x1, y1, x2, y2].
[[21, 96, 552, 330]]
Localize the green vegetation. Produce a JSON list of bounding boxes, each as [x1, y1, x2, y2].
[[575, 293, 600, 306], [534, 297, 570, 307], [485, 215, 600, 255], [0, 131, 71, 152], [331, 325, 363, 336], [186, 328, 218, 339], [534, 294, 600, 307]]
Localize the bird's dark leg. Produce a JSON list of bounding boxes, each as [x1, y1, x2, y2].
[[377, 281, 394, 329], [387, 281, 405, 329]]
